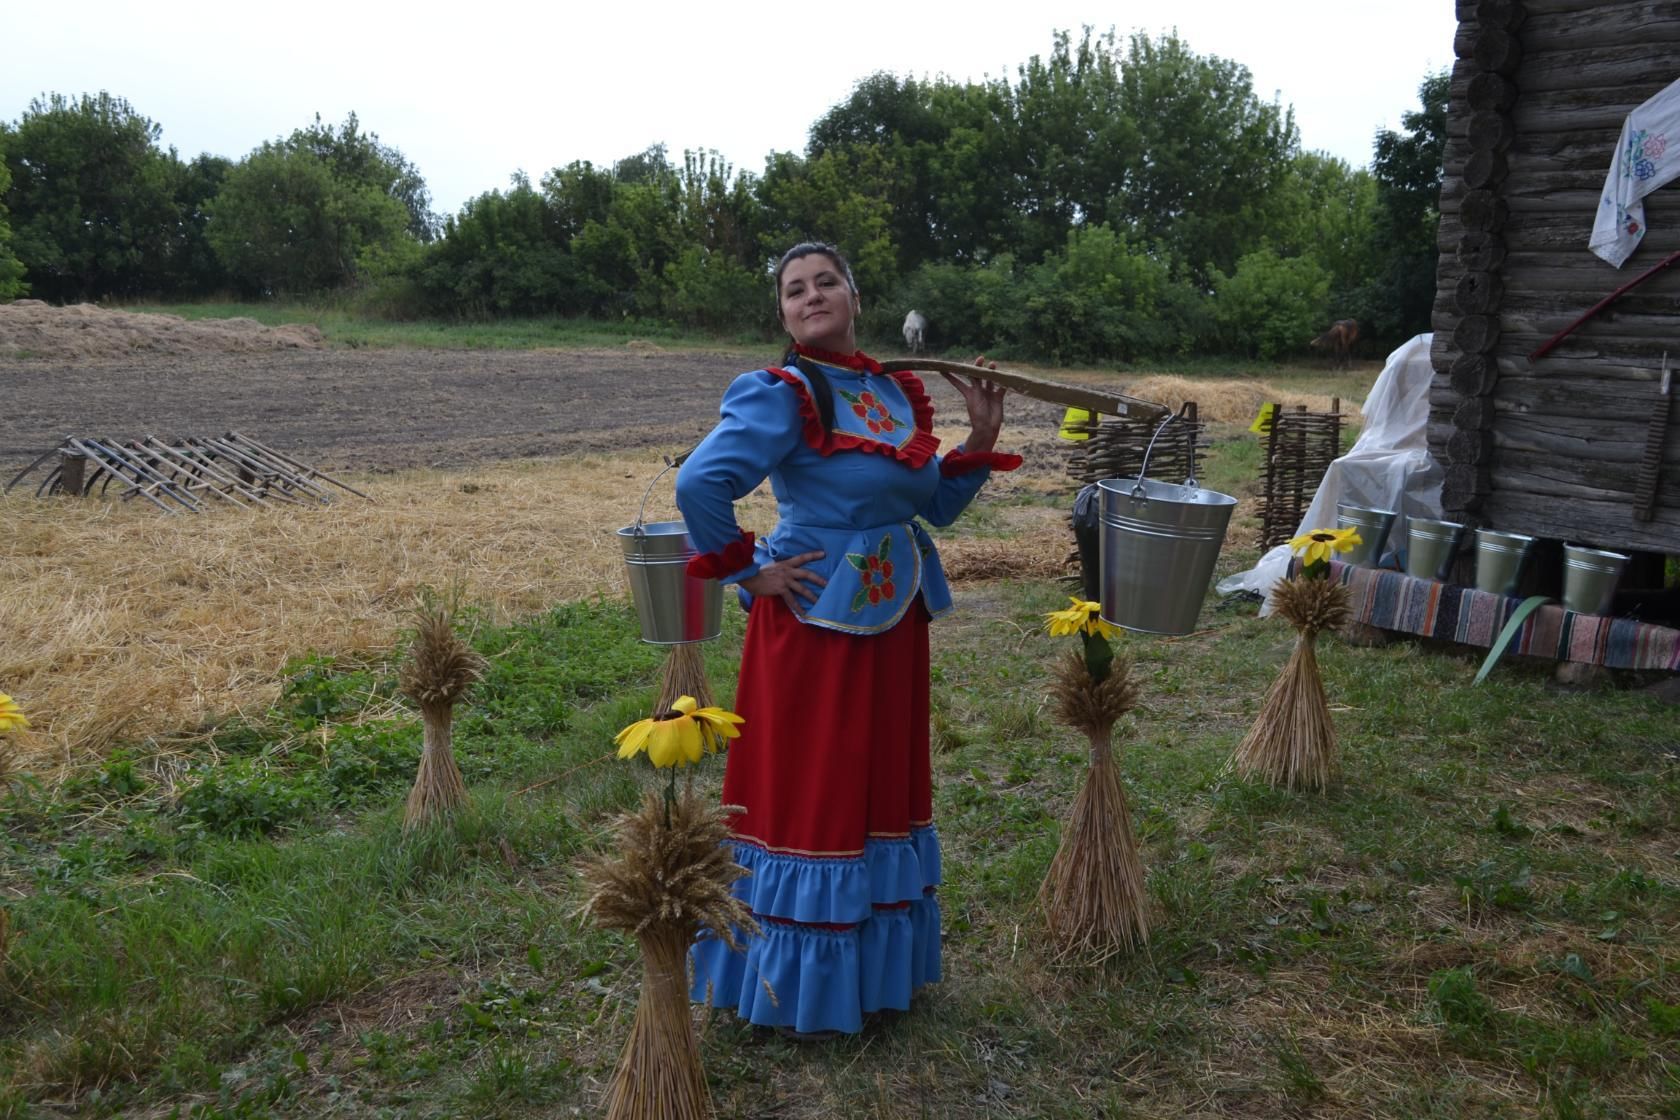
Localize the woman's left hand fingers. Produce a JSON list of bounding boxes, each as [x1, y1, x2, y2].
[[940, 371, 1006, 399]]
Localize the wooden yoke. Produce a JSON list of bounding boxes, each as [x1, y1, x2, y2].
[[876, 358, 1170, 421]]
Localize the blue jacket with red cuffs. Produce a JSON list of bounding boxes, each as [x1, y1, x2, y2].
[[674, 345, 1021, 635]]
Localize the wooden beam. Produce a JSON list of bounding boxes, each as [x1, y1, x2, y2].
[[875, 358, 1171, 421]]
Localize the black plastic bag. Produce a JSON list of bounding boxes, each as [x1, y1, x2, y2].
[[1071, 483, 1102, 602]]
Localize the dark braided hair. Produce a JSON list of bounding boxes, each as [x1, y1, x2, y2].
[[773, 241, 859, 436]]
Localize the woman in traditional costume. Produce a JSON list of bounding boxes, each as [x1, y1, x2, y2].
[[676, 242, 1018, 1036]]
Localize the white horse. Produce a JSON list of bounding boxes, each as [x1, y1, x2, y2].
[[902, 309, 928, 354]]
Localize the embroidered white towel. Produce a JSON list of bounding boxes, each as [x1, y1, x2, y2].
[[1590, 75, 1680, 268]]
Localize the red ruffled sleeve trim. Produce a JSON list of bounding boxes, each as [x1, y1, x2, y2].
[[766, 366, 941, 470], [939, 449, 1024, 477], [686, 530, 755, 579]]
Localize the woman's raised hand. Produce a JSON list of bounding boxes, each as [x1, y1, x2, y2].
[[740, 550, 827, 615], [940, 354, 1007, 454]]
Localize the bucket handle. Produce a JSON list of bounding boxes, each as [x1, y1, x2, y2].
[[1435, 526, 1469, 583], [1131, 403, 1199, 500], [631, 447, 696, 536]]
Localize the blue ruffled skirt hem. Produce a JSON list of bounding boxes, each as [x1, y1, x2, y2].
[[691, 827, 942, 1034]]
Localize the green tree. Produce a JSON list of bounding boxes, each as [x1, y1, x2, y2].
[[1271, 152, 1379, 304], [542, 161, 617, 243], [1359, 71, 1449, 342], [810, 73, 947, 269], [2, 92, 181, 300], [757, 149, 899, 302], [1016, 223, 1207, 363], [610, 181, 683, 311], [417, 174, 577, 315], [0, 135, 26, 300], [919, 78, 1020, 261], [672, 150, 763, 267], [660, 245, 763, 329], [1212, 247, 1332, 359], [208, 138, 411, 294], [568, 218, 640, 314], [612, 143, 671, 187], [1007, 29, 1136, 261], [651, 151, 769, 328], [160, 153, 232, 295], [1112, 31, 1299, 285], [287, 113, 437, 242], [810, 72, 1018, 270], [898, 256, 1023, 353]]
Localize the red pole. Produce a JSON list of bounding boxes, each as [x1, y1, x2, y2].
[[1529, 249, 1680, 361]]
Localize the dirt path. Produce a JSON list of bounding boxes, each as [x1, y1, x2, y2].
[[2, 347, 1067, 474]]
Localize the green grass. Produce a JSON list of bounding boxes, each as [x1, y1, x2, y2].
[[3, 467, 1678, 1117]]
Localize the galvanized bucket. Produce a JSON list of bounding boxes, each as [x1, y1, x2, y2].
[[1405, 518, 1467, 581], [1562, 544, 1628, 615], [1099, 477, 1237, 636], [1335, 504, 1398, 567], [618, 457, 722, 645], [1473, 529, 1535, 596]]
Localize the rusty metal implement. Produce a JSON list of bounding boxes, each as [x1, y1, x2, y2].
[[4, 431, 373, 512], [1633, 352, 1672, 523]]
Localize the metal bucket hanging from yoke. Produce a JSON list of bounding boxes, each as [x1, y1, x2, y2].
[[1098, 411, 1238, 636], [618, 457, 722, 645]]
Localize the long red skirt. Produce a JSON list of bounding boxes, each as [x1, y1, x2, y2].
[[690, 595, 942, 1034]]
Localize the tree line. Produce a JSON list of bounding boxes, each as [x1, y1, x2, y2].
[[0, 30, 1448, 362]]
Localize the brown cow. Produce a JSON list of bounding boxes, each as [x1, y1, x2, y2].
[[1310, 319, 1359, 370]]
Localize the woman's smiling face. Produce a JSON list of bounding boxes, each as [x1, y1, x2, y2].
[[777, 253, 859, 352]]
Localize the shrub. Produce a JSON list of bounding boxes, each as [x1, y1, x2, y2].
[[1211, 247, 1331, 360], [176, 758, 325, 838], [414, 183, 575, 317], [659, 246, 763, 331], [1014, 224, 1206, 363]]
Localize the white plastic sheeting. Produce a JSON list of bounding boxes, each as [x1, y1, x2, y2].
[[1218, 333, 1444, 611]]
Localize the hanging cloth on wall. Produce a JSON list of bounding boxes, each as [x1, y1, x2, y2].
[[1590, 75, 1680, 268]]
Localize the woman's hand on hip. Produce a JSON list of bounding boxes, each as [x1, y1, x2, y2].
[[941, 354, 1007, 454], [740, 550, 827, 614]]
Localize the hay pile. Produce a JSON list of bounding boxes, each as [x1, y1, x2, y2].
[[0, 454, 780, 772], [1120, 376, 1362, 426], [0, 301, 325, 360], [940, 530, 1074, 583]]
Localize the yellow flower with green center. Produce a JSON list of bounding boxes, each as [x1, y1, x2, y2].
[[614, 695, 744, 769], [0, 694, 27, 734], [1045, 597, 1119, 640], [1287, 527, 1363, 569]]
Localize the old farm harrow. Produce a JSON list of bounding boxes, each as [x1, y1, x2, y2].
[[4, 431, 371, 512]]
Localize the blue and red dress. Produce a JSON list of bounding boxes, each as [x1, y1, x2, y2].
[[674, 344, 1020, 1034]]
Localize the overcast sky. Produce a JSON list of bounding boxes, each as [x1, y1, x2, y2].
[[7, 1, 1459, 219]]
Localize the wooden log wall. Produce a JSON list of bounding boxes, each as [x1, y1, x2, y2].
[[1431, 0, 1680, 553]]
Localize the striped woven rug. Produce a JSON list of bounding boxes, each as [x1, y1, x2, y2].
[[1313, 561, 1680, 671]]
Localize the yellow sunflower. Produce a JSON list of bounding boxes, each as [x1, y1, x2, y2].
[[1045, 597, 1120, 640], [614, 695, 743, 769], [1287, 527, 1363, 569], [0, 694, 27, 734]]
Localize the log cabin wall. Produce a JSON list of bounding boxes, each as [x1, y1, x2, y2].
[[1431, 0, 1680, 553]]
